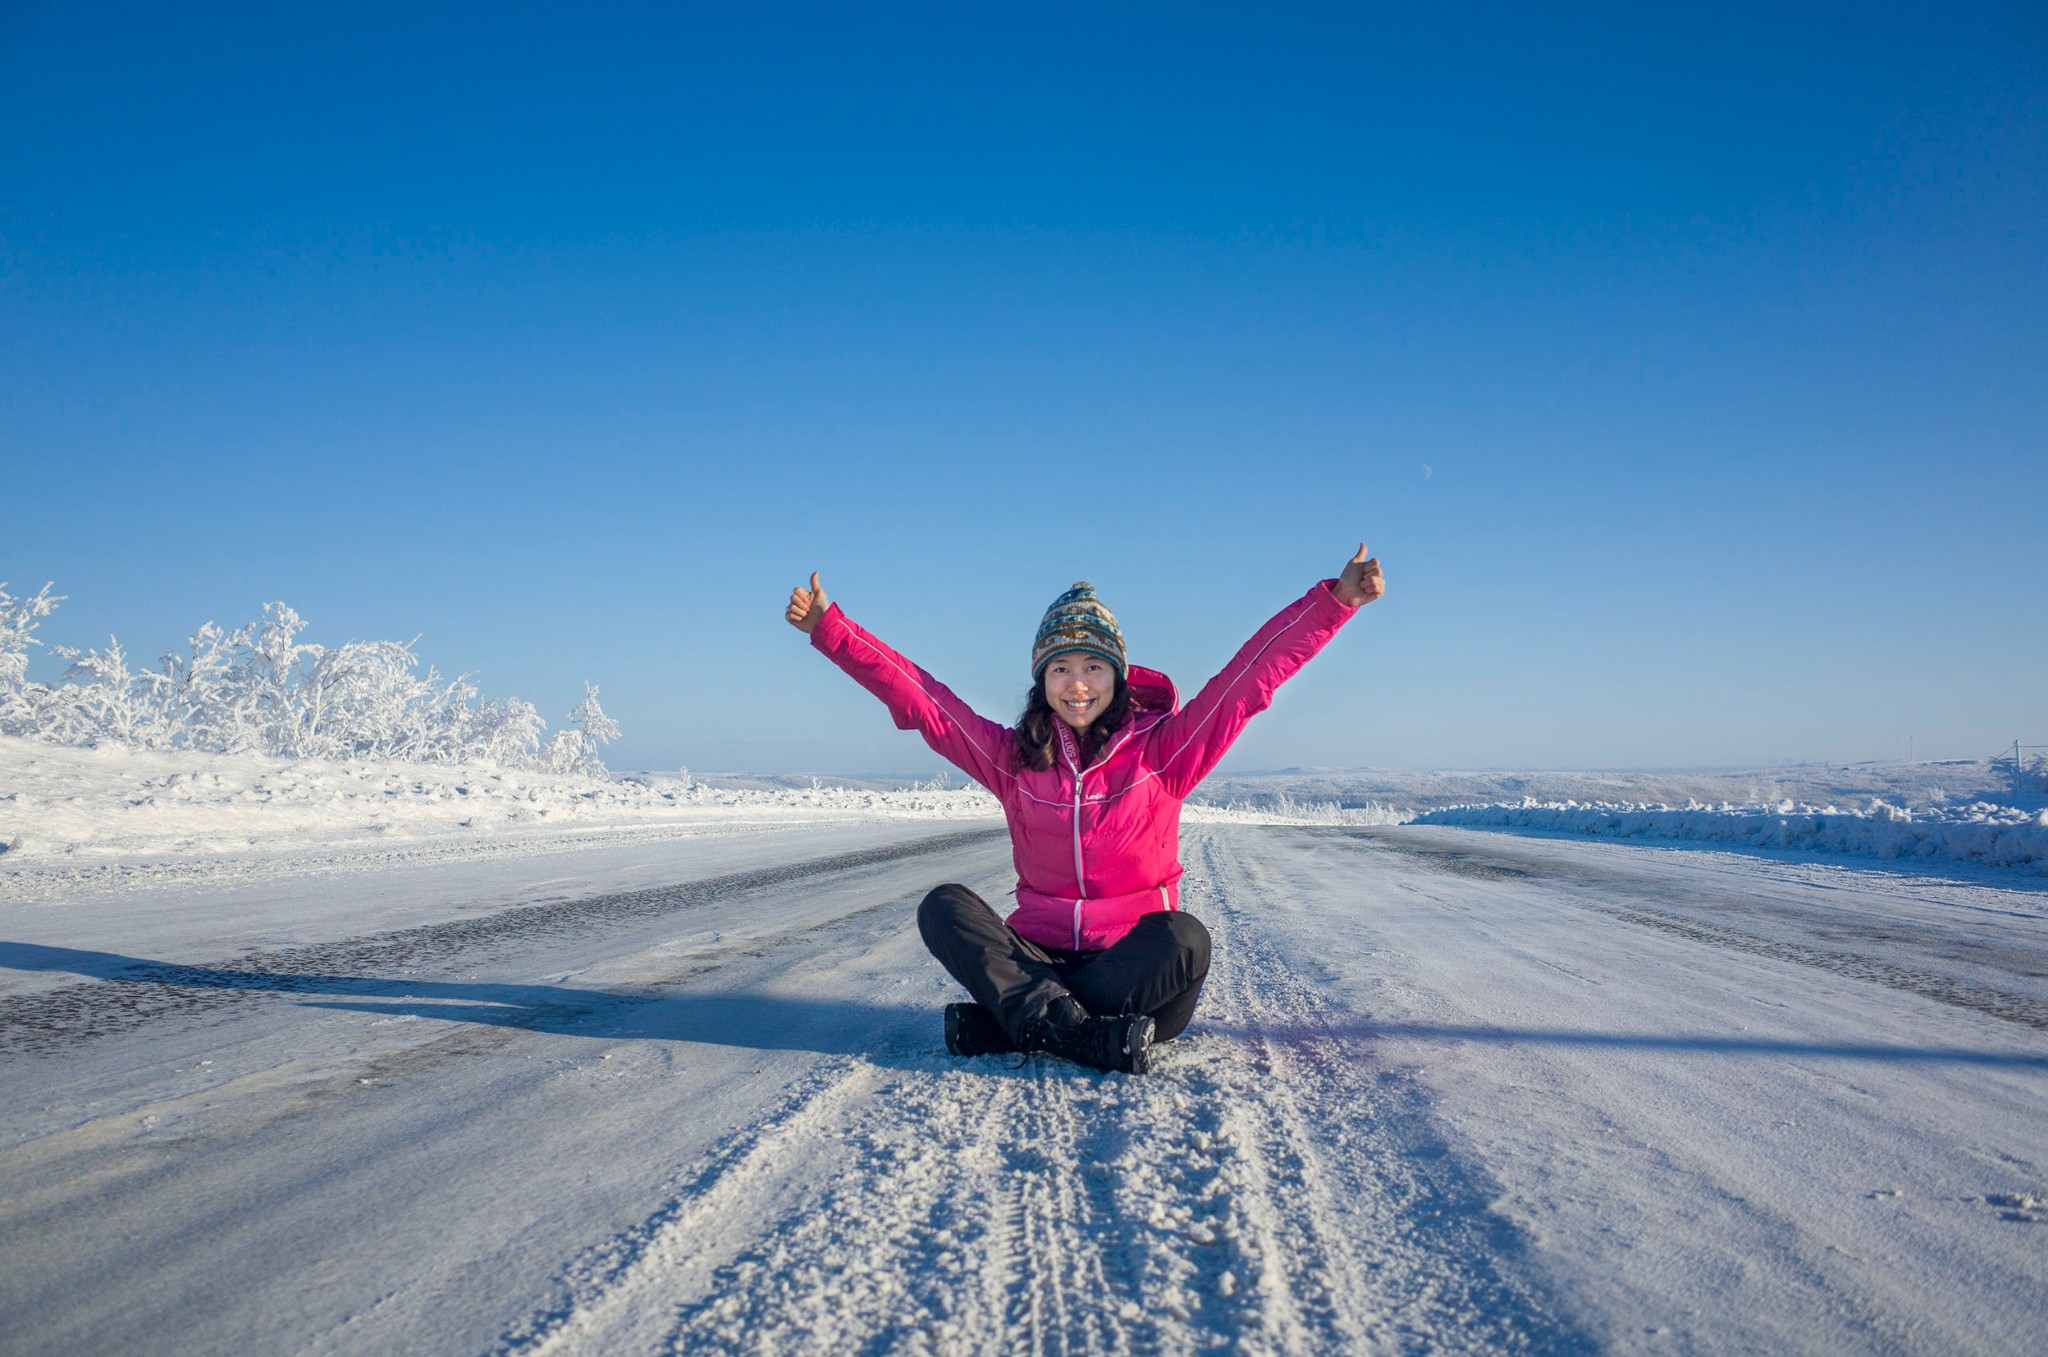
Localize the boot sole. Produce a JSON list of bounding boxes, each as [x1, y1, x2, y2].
[[1125, 1016, 1156, 1075]]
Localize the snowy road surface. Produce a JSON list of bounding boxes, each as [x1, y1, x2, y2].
[[3, 822, 2045, 1355]]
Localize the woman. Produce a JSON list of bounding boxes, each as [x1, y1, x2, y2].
[[785, 544, 1386, 1074]]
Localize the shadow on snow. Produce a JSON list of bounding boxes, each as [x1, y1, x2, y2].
[[6, 941, 2043, 1068], [1207, 1017, 2048, 1069]]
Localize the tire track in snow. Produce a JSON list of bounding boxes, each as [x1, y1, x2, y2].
[[1335, 830, 2048, 1032], [1588, 904, 2048, 1032], [493, 1058, 879, 1356], [0, 828, 1005, 1056], [1163, 829, 1580, 1353], [487, 826, 1586, 1356]]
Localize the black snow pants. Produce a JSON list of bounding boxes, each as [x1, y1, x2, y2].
[[917, 883, 1211, 1043]]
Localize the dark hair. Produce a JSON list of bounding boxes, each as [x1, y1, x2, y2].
[[1014, 672, 1132, 772]]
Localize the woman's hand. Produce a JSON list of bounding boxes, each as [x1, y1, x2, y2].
[[786, 572, 830, 634], [1332, 544, 1386, 608]]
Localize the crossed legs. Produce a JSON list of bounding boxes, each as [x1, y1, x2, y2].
[[916, 882, 1211, 1044]]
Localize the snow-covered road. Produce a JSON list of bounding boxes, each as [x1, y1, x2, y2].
[[3, 823, 2044, 1355]]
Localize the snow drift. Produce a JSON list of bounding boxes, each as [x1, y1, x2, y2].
[[0, 736, 1002, 864], [0, 740, 1398, 867], [1417, 799, 2048, 876]]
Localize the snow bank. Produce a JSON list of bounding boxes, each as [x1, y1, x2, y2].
[[1183, 795, 1408, 828], [1416, 798, 2048, 876], [13, 730, 2040, 879], [1197, 760, 2021, 816], [0, 736, 999, 864]]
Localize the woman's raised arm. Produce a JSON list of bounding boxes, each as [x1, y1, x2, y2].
[[788, 572, 1013, 792], [1146, 542, 1383, 798]]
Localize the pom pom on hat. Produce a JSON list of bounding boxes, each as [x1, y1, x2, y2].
[[1032, 581, 1126, 678]]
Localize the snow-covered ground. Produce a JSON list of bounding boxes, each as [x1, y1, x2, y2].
[[3, 748, 2045, 1354], [1202, 761, 2048, 879], [1198, 760, 2026, 815], [0, 736, 1003, 868], [1419, 799, 2048, 876], [0, 736, 1403, 878]]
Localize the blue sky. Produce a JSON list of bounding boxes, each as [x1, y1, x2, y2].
[[4, 2, 2043, 774]]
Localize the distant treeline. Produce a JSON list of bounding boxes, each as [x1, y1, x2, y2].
[[0, 581, 617, 772]]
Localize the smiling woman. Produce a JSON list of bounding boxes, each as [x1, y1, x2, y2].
[[783, 545, 1385, 1073]]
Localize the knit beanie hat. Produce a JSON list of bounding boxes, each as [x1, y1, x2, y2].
[[1031, 581, 1126, 679]]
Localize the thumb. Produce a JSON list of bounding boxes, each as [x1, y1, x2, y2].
[[809, 572, 827, 605], [1350, 542, 1370, 565]]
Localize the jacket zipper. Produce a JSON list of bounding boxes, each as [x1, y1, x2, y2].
[[1062, 724, 1084, 949]]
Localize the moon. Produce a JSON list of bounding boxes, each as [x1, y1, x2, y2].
[[1421, 463, 1432, 479]]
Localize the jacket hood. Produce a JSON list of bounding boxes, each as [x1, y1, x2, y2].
[[1126, 664, 1179, 715]]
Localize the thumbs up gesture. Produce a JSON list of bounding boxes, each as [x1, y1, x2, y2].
[[786, 572, 830, 634], [1333, 544, 1385, 608]]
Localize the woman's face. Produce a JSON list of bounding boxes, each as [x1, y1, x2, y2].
[[1042, 652, 1116, 731]]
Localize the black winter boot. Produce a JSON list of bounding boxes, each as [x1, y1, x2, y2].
[[944, 1002, 1017, 1057], [1017, 999, 1155, 1075]]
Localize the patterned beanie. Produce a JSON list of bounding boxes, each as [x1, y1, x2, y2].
[[1031, 581, 1126, 679]]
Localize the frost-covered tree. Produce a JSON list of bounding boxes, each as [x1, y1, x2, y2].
[[0, 581, 614, 772], [151, 621, 253, 753], [0, 582, 64, 736], [542, 682, 621, 775], [49, 636, 154, 748]]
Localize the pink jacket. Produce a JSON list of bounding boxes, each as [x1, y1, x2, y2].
[[810, 579, 1362, 951]]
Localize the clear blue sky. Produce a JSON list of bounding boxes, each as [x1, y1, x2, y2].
[[4, 2, 2043, 775]]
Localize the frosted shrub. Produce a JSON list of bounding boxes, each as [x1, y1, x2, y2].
[[0, 582, 64, 735], [48, 635, 153, 748], [541, 683, 620, 775], [0, 581, 610, 772]]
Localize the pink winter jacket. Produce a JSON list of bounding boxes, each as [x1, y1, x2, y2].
[[809, 579, 1362, 951]]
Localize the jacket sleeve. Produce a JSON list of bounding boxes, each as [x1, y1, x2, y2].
[[1146, 579, 1361, 799], [809, 603, 1014, 792]]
